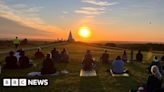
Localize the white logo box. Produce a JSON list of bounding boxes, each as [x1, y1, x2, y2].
[[3, 78, 27, 87]]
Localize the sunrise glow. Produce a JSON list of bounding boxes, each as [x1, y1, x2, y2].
[[78, 27, 91, 38]]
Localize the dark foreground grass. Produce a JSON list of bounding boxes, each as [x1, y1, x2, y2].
[[0, 43, 164, 92]]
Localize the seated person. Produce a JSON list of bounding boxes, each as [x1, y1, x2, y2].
[[100, 50, 109, 64], [51, 48, 60, 62], [41, 54, 56, 75], [147, 65, 164, 92], [112, 56, 127, 74], [4, 51, 18, 69], [122, 50, 128, 62], [34, 48, 44, 58], [130, 65, 164, 92], [148, 56, 161, 73], [136, 50, 143, 62], [60, 48, 69, 63], [81, 50, 96, 71], [19, 51, 32, 68]]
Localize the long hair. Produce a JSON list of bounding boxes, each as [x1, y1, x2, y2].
[[151, 65, 162, 80]]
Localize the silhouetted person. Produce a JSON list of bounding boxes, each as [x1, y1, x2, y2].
[[34, 48, 44, 59], [112, 56, 127, 74], [82, 50, 96, 71], [147, 65, 164, 92], [130, 65, 164, 92], [100, 50, 109, 64], [19, 51, 32, 68], [149, 56, 161, 73], [13, 37, 20, 49], [51, 48, 60, 62], [41, 54, 56, 75], [60, 48, 69, 63], [122, 50, 128, 62], [4, 51, 18, 69], [136, 50, 143, 62]]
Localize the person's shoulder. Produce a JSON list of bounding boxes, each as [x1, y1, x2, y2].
[[5, 56, 10, 59]]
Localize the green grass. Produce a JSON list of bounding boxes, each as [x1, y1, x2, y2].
[[0, 42, 164, 92]]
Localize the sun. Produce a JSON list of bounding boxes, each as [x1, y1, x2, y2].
[[78, 27, 91, 38]]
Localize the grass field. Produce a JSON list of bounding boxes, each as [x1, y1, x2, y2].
[[0, 42, 164, 92]]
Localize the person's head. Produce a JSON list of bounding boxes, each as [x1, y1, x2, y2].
[[151, 65, 162, 79], [9, 51, 14, 56], [154, 56, 158, 60], [116, 56, 121, 60], [46, 54, 51, 59], [105, 50, 108, 53], [37, 47, 41, 51], [153, 56, 158, 62], [16, 36, 18, 39]]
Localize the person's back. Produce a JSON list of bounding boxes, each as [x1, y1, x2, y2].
[[82, 50, 95, 71], [83, 57, 94, 71], [60, 49, 69, 63], [136, 51, 143, 62], [100, 50, 109, 63], [112, 56, 124, 74], [4, 51, 18, 69], [51, 48, 60, 62], [34, 49, 44, 58], [41, 54, 56, 75], [19, 51, 32, 68]]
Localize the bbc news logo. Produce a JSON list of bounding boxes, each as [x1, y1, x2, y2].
[[2, 78, 49, 87]]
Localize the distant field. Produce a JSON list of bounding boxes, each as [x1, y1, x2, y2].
[[0, 42, 164, 92]]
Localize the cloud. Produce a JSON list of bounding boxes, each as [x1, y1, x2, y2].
[[75, 0, 118, 17], [0, 0, 63, 35], [75, 7, 105, 15], [62, 11, 69, 14], [81, 0, 118, 6]]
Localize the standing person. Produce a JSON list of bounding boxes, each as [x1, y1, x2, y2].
[[122, 50, 128, 62], [13, 37, 20, 50], [136, 50, 143, 62], [100, 50, 109, 64]]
